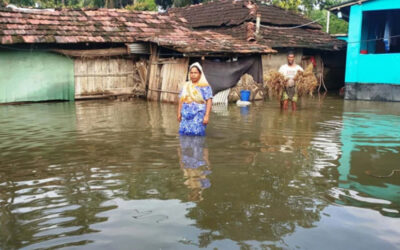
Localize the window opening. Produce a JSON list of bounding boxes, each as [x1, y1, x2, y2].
[[361, 9, 400, 54]]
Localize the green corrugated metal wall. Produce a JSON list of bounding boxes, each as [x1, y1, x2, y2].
[[0, 51, 74, 103]]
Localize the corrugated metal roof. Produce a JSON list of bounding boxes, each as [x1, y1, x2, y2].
[[127, 43, 150, 54]]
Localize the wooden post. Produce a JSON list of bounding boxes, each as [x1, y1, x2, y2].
[[256, 13, 261, 35], [326, 11, 330, 34], [146, 44, 160, 101], [159, 58, 189, 103]]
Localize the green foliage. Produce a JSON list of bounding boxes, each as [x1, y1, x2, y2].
[[272, 0, 301, 11], [268, 0, 348, 34], [300, 0, 346, 11], [7, 0, 132, 8], [125, 0, 156, 11], [154, 0, 200, 10], [269, 0, 348, 12], [172, 0, 190, 7], [307, 9, 348, 34], [9, 0, 35, 7], [319, 0, 347, 8], [154, 0, 170, 10]]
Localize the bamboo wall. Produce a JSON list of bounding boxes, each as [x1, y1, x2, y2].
[[74, 58, 147, 98], [147, 57, 189, 103]]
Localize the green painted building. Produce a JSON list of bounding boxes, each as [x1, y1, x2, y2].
[[0, 51, 74, 103]]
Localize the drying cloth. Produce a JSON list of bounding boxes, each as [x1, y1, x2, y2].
[[202, 56, 263, 95], [384, 18, 391, 52]]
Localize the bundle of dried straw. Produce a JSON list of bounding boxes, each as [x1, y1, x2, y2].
[[264, 64, 318, 98], [294, 64, 318, 96], [264, 70, 286, 98]]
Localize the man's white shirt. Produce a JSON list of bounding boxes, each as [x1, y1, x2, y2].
[[278, 64, 303, 79]]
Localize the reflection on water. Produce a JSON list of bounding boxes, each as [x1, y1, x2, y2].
[[178, 136, 211, 202], [0, 98, 399, 249], [337, 101, 400, 217]]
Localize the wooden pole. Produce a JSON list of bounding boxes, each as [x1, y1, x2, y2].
[[326, 11, 330, 34], [146, 44, 160, 101]]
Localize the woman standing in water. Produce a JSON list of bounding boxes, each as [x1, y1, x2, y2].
[[177, 62, 213, 136]]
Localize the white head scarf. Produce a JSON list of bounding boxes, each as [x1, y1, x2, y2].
[[180, 62, 210, 104], [189, 62, 209, 86]]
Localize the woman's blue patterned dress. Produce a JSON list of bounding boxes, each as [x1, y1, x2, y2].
[[179, 136, 211, 189], [179, 85, 213, 136]]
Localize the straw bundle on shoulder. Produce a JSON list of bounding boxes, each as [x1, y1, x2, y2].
[[264, 64, 318, 98], [264, 70, 286, 97], [294, 64, 318, 96]]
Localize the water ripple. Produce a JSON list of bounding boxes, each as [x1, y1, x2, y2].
[[1, 98, 399, 249]]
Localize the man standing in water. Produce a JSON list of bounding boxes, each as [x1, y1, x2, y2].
[[279, 51, 303, 111]]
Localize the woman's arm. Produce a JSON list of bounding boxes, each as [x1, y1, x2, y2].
[[203, 98, 212, 125], [178, 99, 183, 122]]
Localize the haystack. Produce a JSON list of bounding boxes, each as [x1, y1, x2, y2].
[[228, 74, 265, 102]]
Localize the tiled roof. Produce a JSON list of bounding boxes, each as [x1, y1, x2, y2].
[[169, 0, 345, 50], [169, 0, 253, 28], [169, 0, 321, 29], [0, 6, 275, 54], [257, 4, 320, 29], [258, 25, 345, 50], [201, 23, 345, 50]]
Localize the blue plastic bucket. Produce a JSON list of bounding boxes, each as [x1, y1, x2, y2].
[[240, 90, 251, 101]]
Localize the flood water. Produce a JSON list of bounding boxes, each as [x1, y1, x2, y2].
[[0, 96, 399, 249]]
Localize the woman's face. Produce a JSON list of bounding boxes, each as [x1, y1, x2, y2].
[[190, 67, 201, 83]]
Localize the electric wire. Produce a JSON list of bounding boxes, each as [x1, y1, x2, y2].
[[260, 17, 325, 29]]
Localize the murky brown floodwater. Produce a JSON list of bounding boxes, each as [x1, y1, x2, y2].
[[0, 96, 399, 249]]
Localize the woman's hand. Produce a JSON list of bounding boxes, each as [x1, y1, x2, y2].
[[178, 100, 183, 122], [203, 98, 212, 125], [203, 115, 209, 125]]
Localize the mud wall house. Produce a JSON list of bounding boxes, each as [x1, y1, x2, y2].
[[329, 0, 400, 102], [169, 0, 347, 90], [143, 18, 275, 102], [0, 6, 274, 104]]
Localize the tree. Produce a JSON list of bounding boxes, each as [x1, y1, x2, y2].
[[154, 0, 170, 10], [272, 0, 301, 11], [304, 0, 348, 34], [125, 0, 157, 11], [264, 0, 347, 13], [295, 0, 348, 12], [268, 0, 348, 34]]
